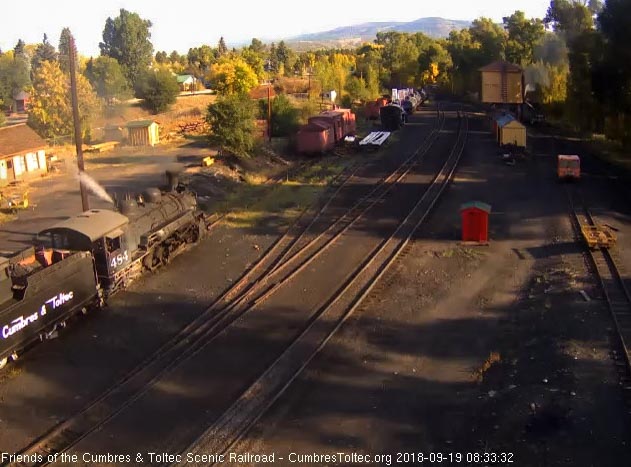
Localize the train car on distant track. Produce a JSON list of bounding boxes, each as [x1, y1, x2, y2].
[[0, 171, 209, 369], [557, 154, 580, 181], [296, 121, 335, 155], [298, 109, 356, 155], [380, 104, 407, 131]]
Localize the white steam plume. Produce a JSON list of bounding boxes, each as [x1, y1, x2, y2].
[[76, 171, 114, 204]]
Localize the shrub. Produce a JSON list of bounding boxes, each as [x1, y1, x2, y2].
[[134, 69, 179, 114], [206, 94, 257, 157]]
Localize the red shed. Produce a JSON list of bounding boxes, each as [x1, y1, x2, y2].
[[296, 121, 334, 155], [460, 201, 491, 243]]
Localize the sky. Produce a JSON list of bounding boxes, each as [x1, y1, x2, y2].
[[1, 0, 552, 57]]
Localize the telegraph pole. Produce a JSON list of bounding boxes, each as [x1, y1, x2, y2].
[[267, 84, 272, 143], [69, 34, 90, 211]]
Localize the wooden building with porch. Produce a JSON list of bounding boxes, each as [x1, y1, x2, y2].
[[0, 124, 48, 185]]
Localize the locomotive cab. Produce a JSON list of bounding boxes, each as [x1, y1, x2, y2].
[[39, 209, 132, 292]]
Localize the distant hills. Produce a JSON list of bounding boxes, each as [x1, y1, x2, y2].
[[284, 17, 471, 49]]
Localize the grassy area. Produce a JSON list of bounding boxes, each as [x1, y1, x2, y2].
[[221, 171, 331, 230], [220, 149, 366, 230]]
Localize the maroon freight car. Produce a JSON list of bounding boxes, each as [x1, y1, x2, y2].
[[309, 113, 344, 143], [296, 121, 335, 155]]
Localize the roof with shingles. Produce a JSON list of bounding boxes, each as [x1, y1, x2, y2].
[[0, 124, 47, 158], [479, 60, 522, 73]]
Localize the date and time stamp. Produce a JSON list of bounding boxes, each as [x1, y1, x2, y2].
[[3, 450, 515, 465]]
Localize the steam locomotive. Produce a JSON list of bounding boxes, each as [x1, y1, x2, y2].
[[0, 171, 208, 369]]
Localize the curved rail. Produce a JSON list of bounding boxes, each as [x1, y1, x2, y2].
[[8, 108, 445, 467], [176, 111, 469, 465]]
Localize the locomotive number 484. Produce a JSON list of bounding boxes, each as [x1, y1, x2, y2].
[[110, 250, 130, 268]]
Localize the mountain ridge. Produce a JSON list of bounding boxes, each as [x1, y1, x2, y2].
[[285, 17, 471, 45]]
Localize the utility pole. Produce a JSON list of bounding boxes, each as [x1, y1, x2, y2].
[[267, 84, 272, 143], [69, 34, 90, 212]]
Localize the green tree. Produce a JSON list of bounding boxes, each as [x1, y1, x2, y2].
[[268, 43, 278, 72], [206, 94, 256, 156], [134, 68, 179, 113], [217, 37, 228, 57], [155, 51, 168, 64], [469, 17, 507, 63], [275, 41, 291, 75], [241, 48, 265, 80], [344, 76, 369, 102], [503, 11, 545, 65], [259, 94, 299, 137], [418, 42, 453, 85], [85, 56, 130, 102], [0, 52, 31, 109], [249, 38, 266, 54], [58, 28, 73, 74], [544, 0, 599, 131], [187, 45, 216, 77], [13, 40, 26, 58], [99, 9, 154, 86], [28, 60, 100, 139], [594, 0, 631, 143], [31, 34, 58, 74]]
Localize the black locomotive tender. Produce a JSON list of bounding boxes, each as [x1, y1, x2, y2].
[[0, 171, 208, 369]]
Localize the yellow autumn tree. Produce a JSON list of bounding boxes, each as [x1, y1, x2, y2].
[[28, 60, 100, 140], [209, 56, 259, 96]]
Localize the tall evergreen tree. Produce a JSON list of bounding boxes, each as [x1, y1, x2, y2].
[[58, 27, 73, 73], [13, 39, 26, 58], [217, 37, 228, 57], [99, 9, 154, 86]]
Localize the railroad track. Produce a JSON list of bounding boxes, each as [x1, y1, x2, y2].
[[7, 107, 445, 467], [176, 111, 468, 466], [566, 186, 631, 406]]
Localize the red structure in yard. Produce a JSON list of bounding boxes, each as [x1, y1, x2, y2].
[[309, 112, 344, 143], [460, 201, 491, 243], [336, 108, 356, 135], [296, 121, 334, 155], [297, 108, 356, 155]]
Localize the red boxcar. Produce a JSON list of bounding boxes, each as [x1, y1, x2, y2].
[[336, 108, 356, 135], [296, 121, 335, 155], [309, 113, 344, 143]]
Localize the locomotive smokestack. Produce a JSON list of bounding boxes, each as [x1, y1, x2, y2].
[[166, 170, 179, 192]]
